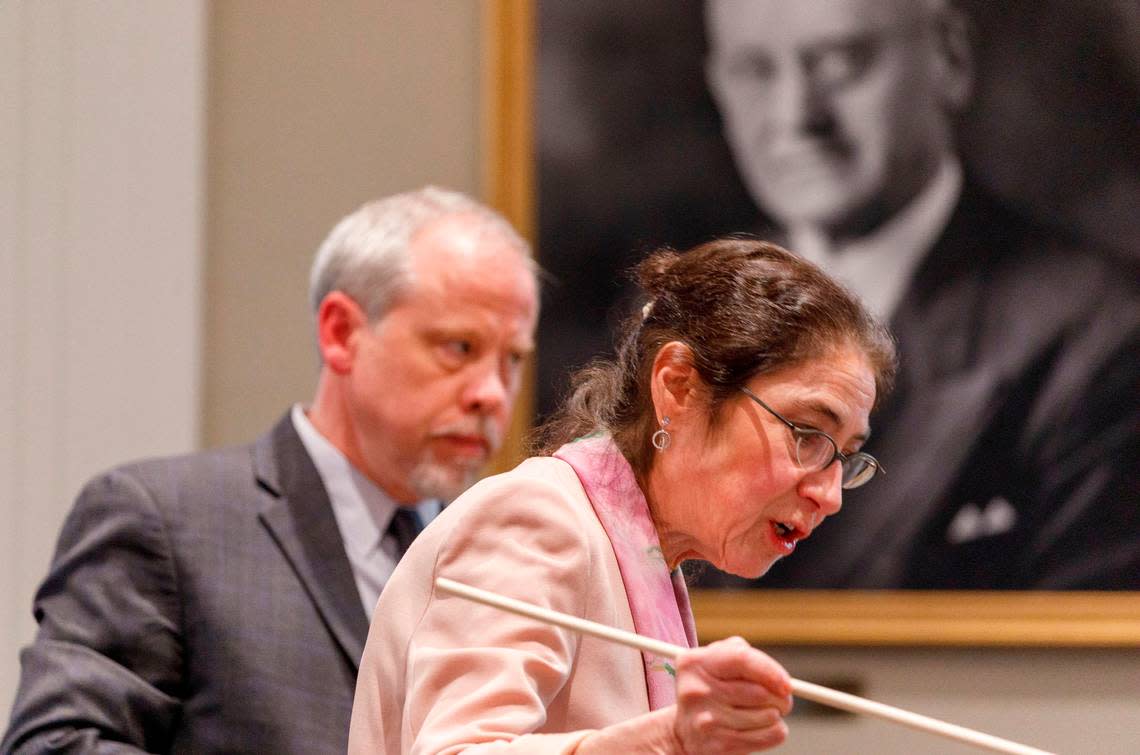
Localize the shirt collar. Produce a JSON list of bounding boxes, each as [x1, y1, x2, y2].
[[290, 404, 399, 559], [791, 156, 963, 321]]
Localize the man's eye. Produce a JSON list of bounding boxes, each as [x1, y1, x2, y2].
[[721, 54, 776, 87], [737, 59, 775, 82], [808, 41, 875, 87], [441, 340, 473, 360]]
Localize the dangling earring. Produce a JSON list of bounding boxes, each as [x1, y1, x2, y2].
[[652, 416, 671, 451]]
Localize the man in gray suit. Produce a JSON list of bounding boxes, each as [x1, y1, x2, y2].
[[702, 0, 1140, 588], [2, 187, 540, 753]]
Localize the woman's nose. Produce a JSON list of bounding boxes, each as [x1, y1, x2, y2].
[[799, 461, 844, 517]]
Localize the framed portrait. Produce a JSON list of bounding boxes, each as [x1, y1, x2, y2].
[[483, 0, 1140, 646]]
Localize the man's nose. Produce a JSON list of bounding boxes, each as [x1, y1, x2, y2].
[[769, 68, 831, 134], [463, 364, 509, 415]]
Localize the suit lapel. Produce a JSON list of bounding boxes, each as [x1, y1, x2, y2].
[[837, 186, 1033, 584], [845, 367, 1003, 584], [770, 185, 1029, 586], [254, 414, 369, 670]]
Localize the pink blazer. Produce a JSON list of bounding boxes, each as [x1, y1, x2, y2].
[[348, 457, 651, 754]]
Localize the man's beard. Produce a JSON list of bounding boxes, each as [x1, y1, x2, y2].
[[408, 418, 503, 502], [407, 457, 483, 503]]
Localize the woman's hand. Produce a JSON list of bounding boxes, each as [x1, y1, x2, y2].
[[670, 636, 793, 753]]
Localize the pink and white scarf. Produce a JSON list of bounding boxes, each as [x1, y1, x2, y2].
[[554, 435, 698, 710]]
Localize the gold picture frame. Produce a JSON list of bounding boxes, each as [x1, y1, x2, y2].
[[480, 0, 1140, 648]]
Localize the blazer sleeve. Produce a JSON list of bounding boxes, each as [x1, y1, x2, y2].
[[2, 469, 184, 754], [354, 470, 604, 755]]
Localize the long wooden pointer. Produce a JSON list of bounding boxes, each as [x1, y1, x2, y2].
[[435, 577, 1054, 755]]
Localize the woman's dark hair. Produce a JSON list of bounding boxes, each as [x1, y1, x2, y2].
[[532, 237, 897, 477]]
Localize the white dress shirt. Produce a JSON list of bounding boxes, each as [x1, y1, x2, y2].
[[291, 405, 440, 615], [791, 157, 964, 322]]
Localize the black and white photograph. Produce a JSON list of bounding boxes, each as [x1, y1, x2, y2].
[[534, 0, 1140, 590]]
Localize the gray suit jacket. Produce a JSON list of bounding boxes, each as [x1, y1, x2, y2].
[[703, 183, 1140, 589], [2, 414, 369, 753]]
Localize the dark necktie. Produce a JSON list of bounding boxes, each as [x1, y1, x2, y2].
[[387, 507, 423, 556]]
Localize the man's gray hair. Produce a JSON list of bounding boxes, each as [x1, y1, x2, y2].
[[308, 186, 531, 320]]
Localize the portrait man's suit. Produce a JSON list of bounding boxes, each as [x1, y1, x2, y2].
[[2, 414, 371, 754], [715, 181, 1140, 589]]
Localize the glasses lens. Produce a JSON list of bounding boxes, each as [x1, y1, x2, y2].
[[841, 454, 878, 489], [794, 431, 836, 471]]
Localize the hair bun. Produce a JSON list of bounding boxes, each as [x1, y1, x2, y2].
[[635, 249, 681, 296]]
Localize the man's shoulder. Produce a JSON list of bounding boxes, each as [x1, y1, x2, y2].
[[915, 182, 1140, 374], [987, 216, 1137, 315], [952, 181, 1125, 264], [935, 180, 1137, 299], [82, 413, 294, 514], [107, 438, 255, 493]]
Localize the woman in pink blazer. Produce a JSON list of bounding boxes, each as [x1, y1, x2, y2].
[[349, 239, 897, 754]]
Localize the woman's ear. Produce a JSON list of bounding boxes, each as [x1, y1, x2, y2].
[[316, 291, 367, 375], [649, 341, 701, 422]]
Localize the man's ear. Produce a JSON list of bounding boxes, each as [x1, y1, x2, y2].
[[316, 291, 367, 375], [933, 5, 974, 111], [649, 341, 701, 423]]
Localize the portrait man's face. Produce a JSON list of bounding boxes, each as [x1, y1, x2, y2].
[[705, 0, 971, 241]]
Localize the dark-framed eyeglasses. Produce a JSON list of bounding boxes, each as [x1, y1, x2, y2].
[[739, 386, 883, 490]]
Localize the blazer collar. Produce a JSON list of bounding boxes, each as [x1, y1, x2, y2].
[[254, 413, 369, 670]]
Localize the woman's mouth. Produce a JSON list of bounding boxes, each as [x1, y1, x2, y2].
[[771, 520, 804, 552]]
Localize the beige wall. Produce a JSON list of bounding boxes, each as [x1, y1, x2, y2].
[[205, 0, 482, 447], [1, 0, 205, 719]]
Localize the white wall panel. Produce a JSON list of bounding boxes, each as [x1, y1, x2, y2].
[[0, 0, 205, 718]]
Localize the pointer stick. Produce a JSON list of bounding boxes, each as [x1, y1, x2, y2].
[[435, 577, 1054, 755]]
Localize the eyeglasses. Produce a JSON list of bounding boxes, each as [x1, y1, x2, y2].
[[739, 387, 883, 490]]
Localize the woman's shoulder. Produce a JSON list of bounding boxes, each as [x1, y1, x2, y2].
[[429, 456, 599, 548], [506, 454, 583, 486], [461, 455, 587, 507], [421, 455, 609, 598]]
